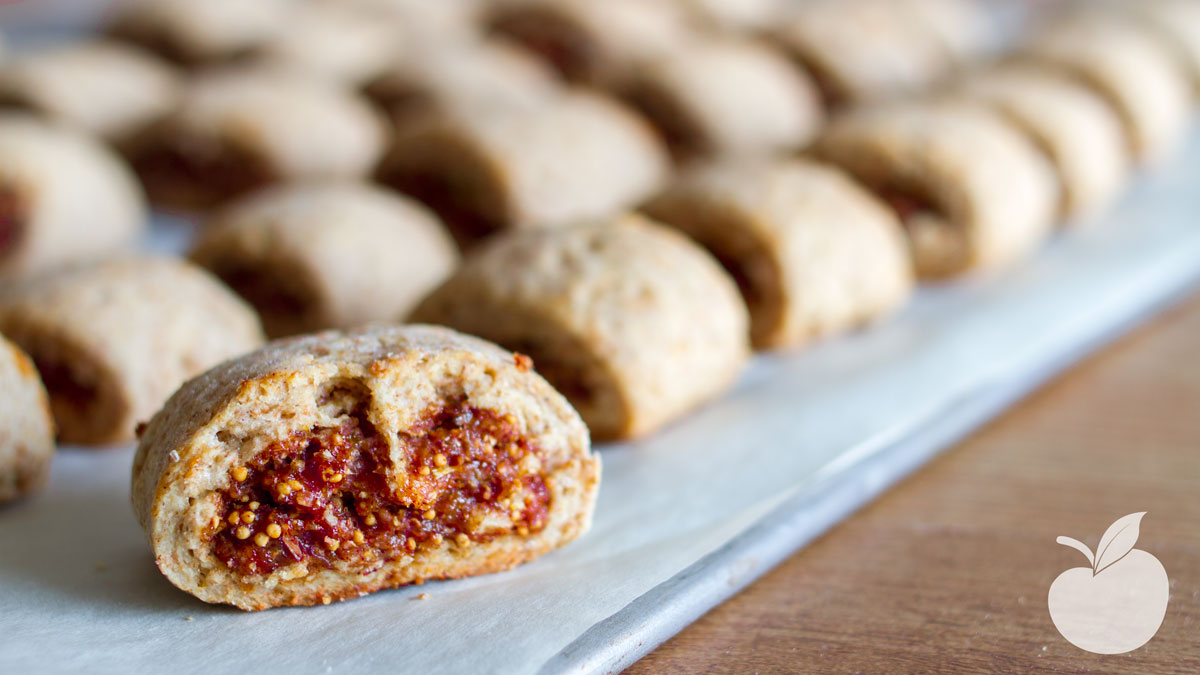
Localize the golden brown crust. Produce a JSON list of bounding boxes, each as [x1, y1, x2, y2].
[[646, 158, 914, 350], [411, 214, 750, 440], [0, 257, 265, 445], [0, 334, 55, 503], [192, 182, 459, 338], [131, 324, 599, 611]]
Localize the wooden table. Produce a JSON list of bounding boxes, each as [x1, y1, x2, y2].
[[630, 289, 1200, 673]]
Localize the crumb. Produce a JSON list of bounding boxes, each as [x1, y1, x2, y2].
[[135, 422, 148, 438], [185, 616, 193, 621], [416, 593, 430, 601], [513, 353, 533, 372]]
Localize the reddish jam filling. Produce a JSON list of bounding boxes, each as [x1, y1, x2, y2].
[[0, 185, 26, 260], [209, 263, 310, 338], [212, 401, 551, 578]]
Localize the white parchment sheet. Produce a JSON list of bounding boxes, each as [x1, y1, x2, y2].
[[2, 121, 1199, 673]]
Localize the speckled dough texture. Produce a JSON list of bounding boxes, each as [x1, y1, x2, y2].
[[126, 69, 387, 210], [951, 63, 1130, 222], [0, 334, 54, 504], [487, 0, 694, 86], [814, 101, 1059, 279], [377, 92, 668, 246], [412, 215, 750, 440], [0, 40, 181, 145], [0, 114, 146, 283], [1021, 13, 1192, 165], [108, 0, 296, 66], [131, 324, 600, 611], [192, 182, 459, 338], [646, 159, 914, 351], [0, 257, 265, 445], [620, 36, 823, 160]]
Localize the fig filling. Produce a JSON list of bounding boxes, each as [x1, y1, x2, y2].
[[209, 262, 312, 338], [0, 184, 26, 262], [379, 162, 501, 249], [212, 401, 551, 578]]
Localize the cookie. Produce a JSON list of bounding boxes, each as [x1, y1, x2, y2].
[[487, 0, 694, 86], [1129, 0, 1200, 95], [646, 158, 914, 350], [0, 257, 264, 445], [126, 69, 387, 210], [889, 0, 991, 66], [1021, 13, 1192, 164], [411, 214, 749, 440], [131, 324, 600, 610], [950, 63, 1129, 221], [365, 40, 561, 128], [0, 114, 146, 283], [0, 334, 54, 504], [814, 101, 1059, 279], [619, 36, 823, 160], [250, 2, 401, 86], [376, 92, 668, 247], [0, 40, 181, 145], [670, 0, 786, 32], [192, 182, 458, 338], [770, 0, 948, 108], [108, 0, 297, 67]]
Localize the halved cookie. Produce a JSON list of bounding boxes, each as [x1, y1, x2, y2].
[[0, 257, 264, 445], [192, 182, 458, 338], [814, 101, 1059, 279], [131, 324, 600, 610], [0, 334, 54, 504], [0, 114, 146, 282], [411, 214, 749, 440], [646, 158, 914, 350]]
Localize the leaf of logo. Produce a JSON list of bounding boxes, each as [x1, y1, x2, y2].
[[1094, 512, 1146, 575]]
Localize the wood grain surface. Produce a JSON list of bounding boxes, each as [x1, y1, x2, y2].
[[629, 289, 1200, 674]]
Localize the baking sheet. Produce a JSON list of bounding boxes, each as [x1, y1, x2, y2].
[[1, 133, 1197, 674]]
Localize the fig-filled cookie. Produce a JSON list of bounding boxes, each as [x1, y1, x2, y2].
[[131, 324, 600, 610]]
